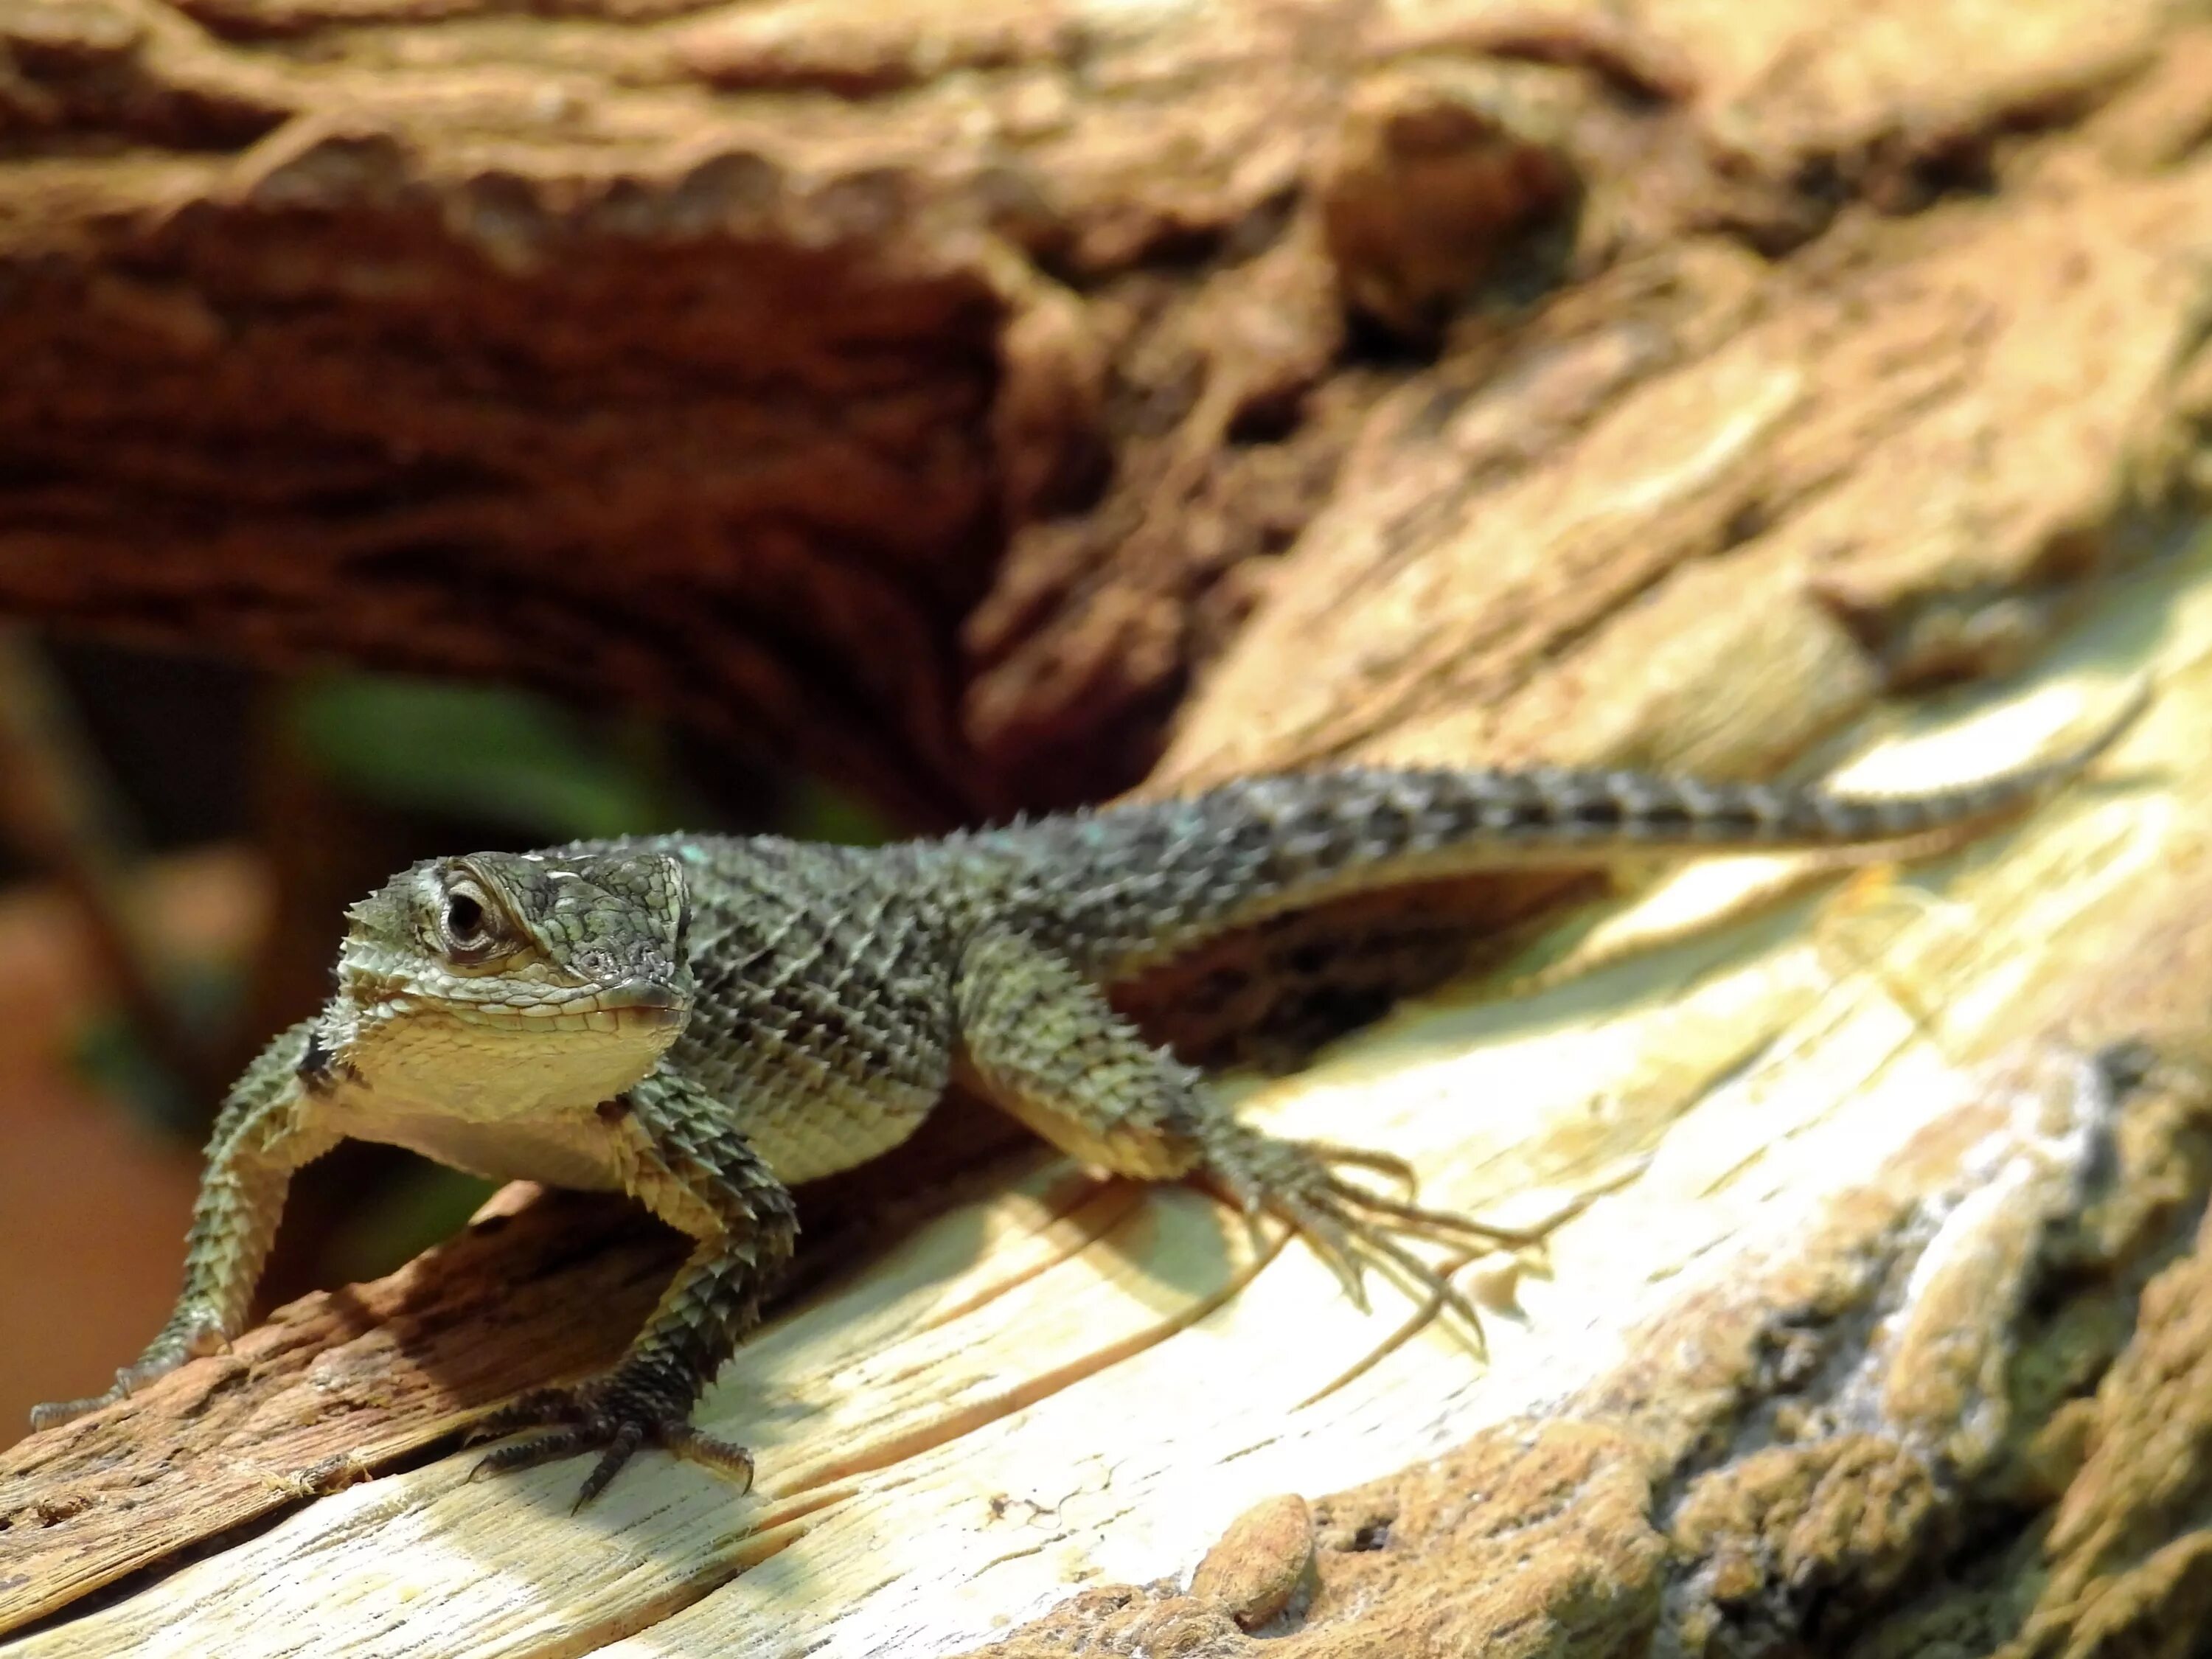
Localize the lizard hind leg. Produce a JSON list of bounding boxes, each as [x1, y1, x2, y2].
[[952, 927, 1536, 1349]]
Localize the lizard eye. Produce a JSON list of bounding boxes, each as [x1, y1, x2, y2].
[[440, 886, 495, 956]]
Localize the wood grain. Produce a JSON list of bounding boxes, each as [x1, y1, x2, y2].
[[4, 549, 2205, 1655]]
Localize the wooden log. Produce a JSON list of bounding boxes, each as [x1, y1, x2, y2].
[[5, 554, 2206, 1656], [7, 0, 2212, 1652]]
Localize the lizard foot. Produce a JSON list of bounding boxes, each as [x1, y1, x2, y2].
[[1198, 1121, 1545, 1349], [29, 1388, 130, 1432], [467, 1370, 754, 1510], [29, 1308, 228, 1430]]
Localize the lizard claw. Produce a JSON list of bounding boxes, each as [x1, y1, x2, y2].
[[1198, 1121, 1547, 1351], [29, 1310, 229, 1430], [28, 1388, 128, 1432], [468, 1374, 754, 1509]]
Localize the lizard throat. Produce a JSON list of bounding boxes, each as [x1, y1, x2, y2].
[[330, 992, 686, 1119]]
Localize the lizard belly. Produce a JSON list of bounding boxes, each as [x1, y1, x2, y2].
[[335, 1097, 627, 1192], [737, 1078, 939, 1186]]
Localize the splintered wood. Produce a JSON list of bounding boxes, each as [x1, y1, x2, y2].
[[4, 552, 2210, 1655]]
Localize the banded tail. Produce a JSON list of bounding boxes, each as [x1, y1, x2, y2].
[[981, 681, 2148, 976]]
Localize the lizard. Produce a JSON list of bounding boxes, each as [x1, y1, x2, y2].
[[29, 685, 2143, 1506]]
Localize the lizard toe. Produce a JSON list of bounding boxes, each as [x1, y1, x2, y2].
[[29, 1310, 230, 1430], [468, 1374, 754, 1508], [1198, 1120, 1526, 1346]]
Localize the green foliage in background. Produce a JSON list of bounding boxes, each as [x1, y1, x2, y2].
[[286, 674, 695, 841], [285, 672, 894, 847]]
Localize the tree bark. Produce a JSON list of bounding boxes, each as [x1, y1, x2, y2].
[[5, 0, 2196, 823], [5, 0, 2212, 1654]]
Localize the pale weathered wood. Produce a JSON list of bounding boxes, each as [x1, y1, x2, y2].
[[2, 545, 2205, 1656]]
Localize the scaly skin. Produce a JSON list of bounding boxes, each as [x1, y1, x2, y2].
[[30, 688, 2143, 1503]]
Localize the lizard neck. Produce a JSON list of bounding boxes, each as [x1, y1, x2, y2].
[[315, 984, 680, 1122]]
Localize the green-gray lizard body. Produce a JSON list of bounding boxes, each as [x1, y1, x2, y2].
[[31, 697, 2140, 1503]]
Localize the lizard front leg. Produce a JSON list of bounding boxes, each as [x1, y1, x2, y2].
[[470, 1063, 796, 1508], [30, 1020, 339, 1428], [953, 928, 1539, 1337]]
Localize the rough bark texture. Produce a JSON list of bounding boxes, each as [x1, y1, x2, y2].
[[7, 0, 2199, 823], [6, 0, 2212, 1654]]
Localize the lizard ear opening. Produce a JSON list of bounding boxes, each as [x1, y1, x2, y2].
[[667, 857, 693, 953]]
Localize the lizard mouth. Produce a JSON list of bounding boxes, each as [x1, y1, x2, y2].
[[441, 981, 689, 1034], [597, 981, 689, 1029]]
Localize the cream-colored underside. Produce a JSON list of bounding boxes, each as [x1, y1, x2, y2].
[[321, 1004, 676, 1189], [348, 1005, 669, 1116], [321, 1074, 629, 1192]]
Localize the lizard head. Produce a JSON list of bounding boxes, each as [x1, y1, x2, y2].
[[321, 848, 695, 1114]]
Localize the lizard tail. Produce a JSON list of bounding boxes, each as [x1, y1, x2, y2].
[[1409, 675, 2151, 855], [1018, 679, 2148, 975]]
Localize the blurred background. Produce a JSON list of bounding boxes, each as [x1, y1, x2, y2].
[[0, 630, 880, 1443]]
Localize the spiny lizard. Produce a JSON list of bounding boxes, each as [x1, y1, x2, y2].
[[31, 688, 2142, 1504]]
